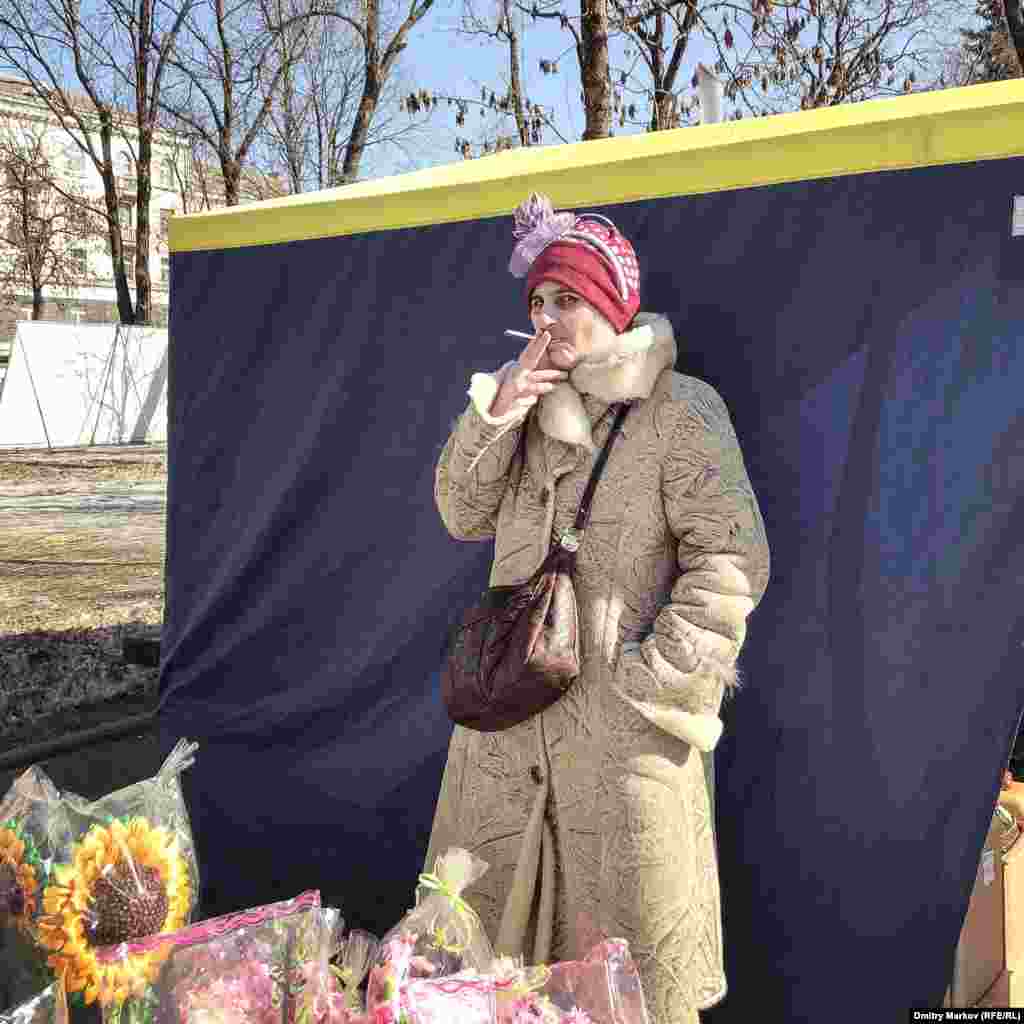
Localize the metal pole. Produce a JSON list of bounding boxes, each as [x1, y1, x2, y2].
[[18, 334, 53, 450], [90, 324, 121, 445]]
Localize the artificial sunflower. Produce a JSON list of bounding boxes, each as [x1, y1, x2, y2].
[[0, 819, 43, 927], [38, 816, 192, 1006]]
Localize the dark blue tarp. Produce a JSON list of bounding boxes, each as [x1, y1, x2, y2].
[[160, 155, 1024, 1021]]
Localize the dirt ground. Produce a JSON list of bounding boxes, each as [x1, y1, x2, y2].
[[0, 444, 165, 741]]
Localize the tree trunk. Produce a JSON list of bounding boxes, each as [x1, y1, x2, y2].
[[135, 131, 153, 324], [31, 285, 42, 320], [222, 157, 242, 206], [340, 70, 381, 185], [98, 112, 136, 324], [649, 89, 673, 130], [579, 0, 612, 139], [503, 0, 529, 146], [134, 0, 154, 324], [1003, 0, 1024, 72], [339, 0, 433, 183]]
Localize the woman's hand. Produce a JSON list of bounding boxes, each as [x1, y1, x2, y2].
[[489, 328, 569, 418]]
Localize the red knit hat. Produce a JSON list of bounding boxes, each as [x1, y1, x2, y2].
[[509, 194, 641, 334]]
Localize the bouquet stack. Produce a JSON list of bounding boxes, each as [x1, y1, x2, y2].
[[1, 741, 201, 1015], [94, 890, 346, 1024], [369, 939, 649, 1024], [365, 848, 494, 1024], [363, 849, 650, 1024]]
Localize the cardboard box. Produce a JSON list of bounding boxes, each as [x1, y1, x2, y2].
[[948, 814, 1007, 1007]]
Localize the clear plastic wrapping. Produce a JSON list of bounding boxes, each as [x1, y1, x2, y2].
[[93, 890, 342, 1024], [37, 740, 200, 1008], [366, 848, 495, 1024], [330, 929, 379, 1015], [1, 742, 199, 1011], [377, 848, 494, 979], [0, 980, 68, 1024], [377, 940, 650, 1024], [0, 768, 62, 1011]]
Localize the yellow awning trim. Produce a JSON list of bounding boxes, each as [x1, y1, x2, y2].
[[169, 80, 1024, 254]]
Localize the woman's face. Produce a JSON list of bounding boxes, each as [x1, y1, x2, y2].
[[529, 279, 617, 370]]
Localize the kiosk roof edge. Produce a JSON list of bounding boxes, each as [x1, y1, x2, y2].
[[168, 79, 1024, 254]]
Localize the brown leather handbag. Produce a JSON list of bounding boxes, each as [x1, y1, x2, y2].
[[442, 402, 631, 732]]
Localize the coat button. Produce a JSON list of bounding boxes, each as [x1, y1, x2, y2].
[[529, 765, 544, 784], [539, 486, 550, 502]]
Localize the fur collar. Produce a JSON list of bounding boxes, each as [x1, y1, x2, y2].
[[536, 312, 676, 450]]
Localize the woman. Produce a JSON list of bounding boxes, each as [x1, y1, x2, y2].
[[426, 193, 770, 1023]]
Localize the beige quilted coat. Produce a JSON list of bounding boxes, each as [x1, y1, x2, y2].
[[426, 313, 770, 1022]]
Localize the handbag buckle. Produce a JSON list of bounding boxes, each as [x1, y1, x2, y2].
[[559, 527, 582, 552]]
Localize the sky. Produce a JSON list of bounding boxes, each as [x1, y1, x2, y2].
[[358, 0, 722, 179]]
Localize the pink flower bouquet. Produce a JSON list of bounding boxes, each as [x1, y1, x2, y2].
[[369, 940, 650, 1024], [94, 890, 343, 1024]]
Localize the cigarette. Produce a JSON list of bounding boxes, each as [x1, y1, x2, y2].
[[504, 329, 535, 340]]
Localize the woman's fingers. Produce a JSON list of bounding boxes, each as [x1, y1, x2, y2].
[[512, 373, 559, 397], [518, 330, 552, 372], [512, 369, 566, 387]]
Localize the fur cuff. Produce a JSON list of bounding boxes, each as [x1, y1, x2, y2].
[[622, 699, 724, 752], [467, 361, 530, 426], [613, 644, 729, 751]]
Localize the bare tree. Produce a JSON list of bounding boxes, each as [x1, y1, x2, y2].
[[263, 9, 320, 193], [321, 0, 440, 183], [518, 0, 613, 138], [468, 0, 941, 145], [0, 0, 196, 324], [158, 0, 315, 206], [438, 0, 564, 159], [259, 12, 432, 191], [601, 0, 729, 131], [1003, 0, 1024, 70], [0, 119, 104, 319], [953, 0, 1022, 80], [688, 0, 936, 117]]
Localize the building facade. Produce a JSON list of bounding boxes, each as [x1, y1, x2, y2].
[[0, 76, 283, 360]]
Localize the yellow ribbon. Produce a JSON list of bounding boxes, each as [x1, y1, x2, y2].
[[417, 872, 473, 921], [509, 965, 552, 996]]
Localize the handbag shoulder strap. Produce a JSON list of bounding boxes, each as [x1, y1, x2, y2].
[[561, 402, 631, 551]]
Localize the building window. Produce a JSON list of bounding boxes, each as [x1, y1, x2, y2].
[[70, 247, 87, 278], [64, 145, 85, 180], [118, 200, 133, 228], [123, 245, 135, 274], [161, 159, 175, 188], [160, 256, 169, 284]]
